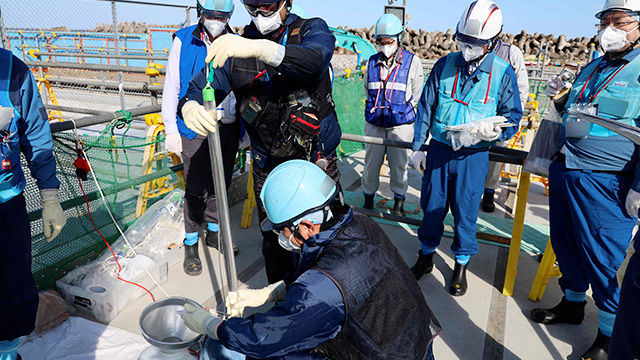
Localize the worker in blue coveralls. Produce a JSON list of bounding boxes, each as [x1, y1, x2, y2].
[[529, 1, 640, 359], [408, 0, 521, 296], [0, 49, 66, 360], [361, 13, 424, 216], [162, 0, 240, 277], [609, 234, 639, 359], [180, 160, 441, 360], [177, 0, 342, 284]]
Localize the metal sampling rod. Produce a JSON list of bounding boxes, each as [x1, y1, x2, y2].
[[203, 64, 239, 294]]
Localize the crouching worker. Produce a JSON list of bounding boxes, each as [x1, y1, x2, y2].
[[181, 159, 441, 360]]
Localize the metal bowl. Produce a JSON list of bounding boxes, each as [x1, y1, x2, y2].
[[139, 296, 203, 351]]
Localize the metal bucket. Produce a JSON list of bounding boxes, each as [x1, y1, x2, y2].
[[139, 296, 202, 352]]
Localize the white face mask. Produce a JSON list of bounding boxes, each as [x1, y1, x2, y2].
[[203, 19, 226, 39], [251, 2, 285, 35], [458, 41, 486, 63], [380, 44, 398, 59], [278, 232, 301, 253], [598, 24, 640, 53]]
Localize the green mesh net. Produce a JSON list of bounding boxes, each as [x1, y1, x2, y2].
[[333, 74, 367, 158]]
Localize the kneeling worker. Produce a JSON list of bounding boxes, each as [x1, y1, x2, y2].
[[181, 160, 441, 359]]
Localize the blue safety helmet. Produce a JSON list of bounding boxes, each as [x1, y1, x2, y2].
[[375, 13, 404, 39], [260, 160, 338, 232], [290, 4, 308, 18], [197, 0, 234, 19], [241, 0, 282, 5]]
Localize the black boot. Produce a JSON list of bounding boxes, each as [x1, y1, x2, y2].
[[482, 190, 495, 213], [205, 228, 239, 256], [410, 251, 435, 280], [363, 195, 374, 210], [393, 198, 406, 216], [183, 240, 202, 276], [450, 262, 469, 296], [530, 297, 586, 325], [581, 330, 610, 360]]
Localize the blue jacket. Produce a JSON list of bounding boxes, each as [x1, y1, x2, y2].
[[181, 14, 341, 161], [556, 47, 640, 191], [412, 51, 522, 151], [0, 49, 59, 203], [217, 210, 353, 359]]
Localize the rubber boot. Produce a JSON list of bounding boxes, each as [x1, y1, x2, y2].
[[183, 240, 202, 276], [530, 297, 586, 325], [581, 330, 610, 360], [482, 190, 495, 213], [450, 262, 469, 296], [393, 198, 406, 216], [410, 251, 435, 280], [363, 195, 374, 210], [206, 229, 239, 256]]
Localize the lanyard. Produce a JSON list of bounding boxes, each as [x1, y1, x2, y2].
[[577, 62, 628, 104], [452, 64, 494, 106], [372, 52, 403, 111]]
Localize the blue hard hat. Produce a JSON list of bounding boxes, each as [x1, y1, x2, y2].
[[241, 0, 282, 5], [260, 160, 338, 231], [197, 0, 234, 18], [290, 4, 308, 18], [375, 13, 403, 39]]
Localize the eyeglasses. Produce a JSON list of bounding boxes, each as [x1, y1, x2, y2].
[[244, 1, 281, 17], [454, 31, 490, 47], [376, 39, 396, 46], [595, 20, 638, 31], [201, 9, 231, 21]]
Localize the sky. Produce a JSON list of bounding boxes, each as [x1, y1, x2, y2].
[[3, 0, 606, 40]]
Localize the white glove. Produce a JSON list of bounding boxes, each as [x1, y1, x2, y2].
[[180, 303, 222, 339], [239, 131, 251, 149], [617, 240, 635, 288], [410, 151, 426, 173], [165, 132, 182, 155], [225, 280, 286, 317], [545, 72, 573, 99], [182, 100, 216, 137], [477, 120, 502, 142], [206, 34, 279, 69], [40, 189, 66, 242], [626, 188, 640, 218]]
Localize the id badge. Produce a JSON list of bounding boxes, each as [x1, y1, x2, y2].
[[0, 106, 13, 135], [566, 103, 598, 138]]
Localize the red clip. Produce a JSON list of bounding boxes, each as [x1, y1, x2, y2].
[[1, 159, 11, 170]]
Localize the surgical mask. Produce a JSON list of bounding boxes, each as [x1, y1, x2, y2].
[[203, 19, 226, 39], [380, 44, 398, 59], [251, 2, 285, 35], [598, 24, 640, 53], [458, 41, 486, 63], [278, 232, 301, 253]]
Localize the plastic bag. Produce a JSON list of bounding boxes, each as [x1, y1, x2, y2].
[[522, 107, 563, 178], [34, 290, 74, 334], [446, 116, 506, 151]]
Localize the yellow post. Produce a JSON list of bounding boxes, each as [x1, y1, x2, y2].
[[241, 164, 257, 229], [529, 238, 561, 302], [503, 171, 531, 296]]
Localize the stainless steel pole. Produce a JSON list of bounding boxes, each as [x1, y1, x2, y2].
[[0, 5, 8, 50], [111, 1, 126, 110]]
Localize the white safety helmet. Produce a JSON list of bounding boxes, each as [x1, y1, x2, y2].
[[456, 0, 503, 44], [596, 0, 640, 19]]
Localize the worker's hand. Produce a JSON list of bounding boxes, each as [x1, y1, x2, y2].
[[545, 72, 573, 99], [40, 189, 66, 242], [183, 100, 216, 136], [626, 188, 640, 218], [617, 240, 635, 288], [477, 120, 502, 142], [165, 132, 182, 155], [225, 280, 286, 317], [410, 151, 427, 173], [206, 34, 278, 69], [239, 131, 251, 149], [180, 303, 222, 339]]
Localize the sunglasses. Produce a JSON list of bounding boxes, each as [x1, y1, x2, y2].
[[201, 9, 232, 21], [244, 1, 282, 17]]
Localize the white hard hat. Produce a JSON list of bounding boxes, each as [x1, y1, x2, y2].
[[596, 0, 640, 19], [456, 0, 503, 42]]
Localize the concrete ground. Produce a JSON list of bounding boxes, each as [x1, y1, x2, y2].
[[54, 149, 600, 360]]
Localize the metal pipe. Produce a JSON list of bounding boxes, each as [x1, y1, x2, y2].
[[46, 105, 108, 115], [96, 0, 190, 8], [46, 76, 163, 91], [111, 1, 126, 110], [30, 51, 168, 61], [50, 104, 161, 133], [0, 5, 7, 50], [24, 60, 164, 74]]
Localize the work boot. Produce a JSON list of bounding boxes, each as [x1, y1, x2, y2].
[[363, 195, 374, 210], [411, 251, 435, 280], [482, 190, 495, 213], [530, 297, 586, 325], [450, 262, 469, 296], [393, 198, 406, 216], [581, 330, 610, 360], [205, 229, 239, 256], [183, 240, 202, 276]]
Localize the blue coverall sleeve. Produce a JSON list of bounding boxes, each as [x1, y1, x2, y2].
[[495, 66, 523, 142], [276, 18, 335, 82], [13, 59, 59, 190], [217, 270, 345, 359], [412, 57, 446, 151]]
